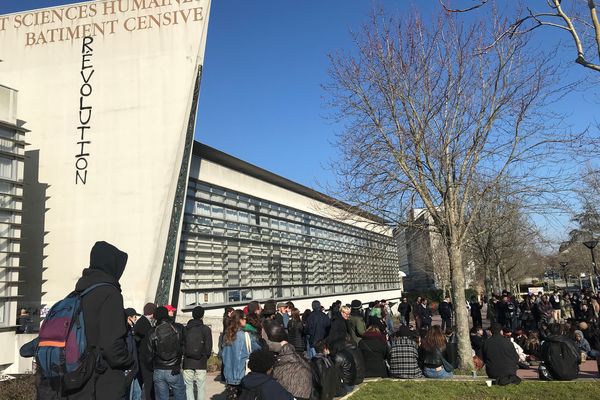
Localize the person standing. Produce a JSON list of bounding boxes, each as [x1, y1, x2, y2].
[[146, 307, 186, 400], [469, 296, 482, 328], [413, 297, 422, 330], [305, 300, 331, 358], [398, 298, 412, 326], [348, 300, 366, 344], [125, 308, 142, 400], [221, 310, 261, 399], [419, 299, 433, 330], [136, 302, 157, 400], [287, 308, 306, 354], [439, 296, 453, 331], [183, 306, 212, 400], [68, 241, 134, 399]]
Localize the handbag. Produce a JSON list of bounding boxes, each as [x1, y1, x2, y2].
[[244, 331, 252, 375]]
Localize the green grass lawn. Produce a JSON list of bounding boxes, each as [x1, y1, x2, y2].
[[349, 380, 600, 400]]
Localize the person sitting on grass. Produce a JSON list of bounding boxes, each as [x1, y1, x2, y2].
[[574, 329, 600, 360], [481, 323, 521, 386], [539, 323, 580, 381], [418, 325, 453, 379], [240, 349, 294, 399], [389, 326, 424, 379], [310, 340, 341, 400]]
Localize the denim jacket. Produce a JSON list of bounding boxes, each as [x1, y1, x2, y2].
[[222, 330, 261, 385]]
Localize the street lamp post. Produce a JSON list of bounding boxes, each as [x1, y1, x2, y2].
[[559, 261, 569, 289], [583, 240, 599, 293]]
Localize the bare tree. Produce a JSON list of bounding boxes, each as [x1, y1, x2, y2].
[[441, 0, 600, 73], [466, 182, 546, 296], [324, 10, 587, 369]]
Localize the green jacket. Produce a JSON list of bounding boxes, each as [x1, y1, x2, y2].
[[348, 312, 366, 343]]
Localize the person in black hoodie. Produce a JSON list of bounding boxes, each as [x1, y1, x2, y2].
[[146, 306, 185, 400], [68, 241, 134, 399], [240, 349, 294, 399], [183, 306, 212, 400], [481, 323, 521, 385]]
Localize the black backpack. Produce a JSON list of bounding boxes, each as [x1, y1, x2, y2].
[[239, 382, 265, 400], [185, 324, 207, 360], [543, 338, 579, 380], [155, 322, 181, 361]]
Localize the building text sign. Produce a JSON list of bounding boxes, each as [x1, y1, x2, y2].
[[0, 0, 211, 309]]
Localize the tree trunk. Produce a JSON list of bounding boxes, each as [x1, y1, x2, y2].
[[484, 263, 494, 299], [448, 241, 474, 370]]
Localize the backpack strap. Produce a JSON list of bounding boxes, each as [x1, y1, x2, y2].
[[80, 282, 116, 297]]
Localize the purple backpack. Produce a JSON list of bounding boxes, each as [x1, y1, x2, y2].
[[36, 283, 113, 392]]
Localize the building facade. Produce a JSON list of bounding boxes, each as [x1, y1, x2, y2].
[[176, 143, 403, 315], [0, 85, 26, 371]]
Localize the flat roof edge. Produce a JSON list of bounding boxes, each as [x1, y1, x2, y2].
[[192, 141, 389, 225]]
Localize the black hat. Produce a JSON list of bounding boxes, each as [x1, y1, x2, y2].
[[125, 308, 140, 317], [192, 306, 205, 320], [248, 349, 276, 373], [351, 300, 362, 309], [153, 306, 168, 322]]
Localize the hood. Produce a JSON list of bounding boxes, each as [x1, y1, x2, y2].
[[242, 372, 272, 389], [75, 268, 121, 292], [187, 319, 204, 328], [312, 300, 321, 311], [546, 334, 575, 344], [89, 241, 128, 281], [574, 330, 584, 339]]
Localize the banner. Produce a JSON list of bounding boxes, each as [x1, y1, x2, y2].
[[0, 0, 211, 308]]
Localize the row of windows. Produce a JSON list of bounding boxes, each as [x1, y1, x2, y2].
[[182, 281, 401, 308], [178, 180, 401, 307]]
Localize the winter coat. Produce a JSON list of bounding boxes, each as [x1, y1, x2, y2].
[[241, 372, 294, 400], [333, 348, 357, 386], [287, 318, 306, 353], [348, 310, 366, 344], [306, 303, 331, 347], [481, 333, 519, 379], [344, 340, 365, 384], [134, 315, 154, 369], [51, 242, 134, 400], [273, 344, 313, 399], [470, 302, 482, 319], [398, 302, 412, 318], [310, 354, 340, 400], [418, 305, 432, 326], [183, 319, 212, 370], [358, 331, 389, 378], [222, 329, 261, 385], [538, 301, 553, 320], [439, 301, 453, 319], [327, 312, 349, 345]]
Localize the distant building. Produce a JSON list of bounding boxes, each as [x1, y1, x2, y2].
[[0, 85, 26, 371], [396, 209, 450, 293]]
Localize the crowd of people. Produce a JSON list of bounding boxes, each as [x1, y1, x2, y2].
[[18, 242, 600, 400]]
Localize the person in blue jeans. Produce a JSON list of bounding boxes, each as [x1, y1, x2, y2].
[[418, 325, 454, 379], [145, 306, 186, 400]]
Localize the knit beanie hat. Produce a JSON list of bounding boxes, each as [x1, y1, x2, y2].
[[153, 306, 168, 322], [248, 349, 276, 373], [192, 306, 205, 320], [143, 302, 157, 316]]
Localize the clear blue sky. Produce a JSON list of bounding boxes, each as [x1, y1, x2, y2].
[[1, 1, 598, 244]]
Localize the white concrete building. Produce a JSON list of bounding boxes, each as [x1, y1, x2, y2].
[[0, 85, 26, 372]]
